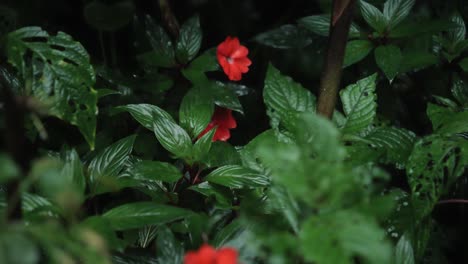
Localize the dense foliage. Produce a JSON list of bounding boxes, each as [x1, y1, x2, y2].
[[0, 0, 467, 263]]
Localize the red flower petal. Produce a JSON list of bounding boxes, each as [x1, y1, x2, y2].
[[216, 248, 238, 264], [216, 36, 251, 81], [197, 107, 237, 142]]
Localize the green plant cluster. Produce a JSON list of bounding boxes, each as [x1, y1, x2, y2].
[[0, 0, 467, 263]]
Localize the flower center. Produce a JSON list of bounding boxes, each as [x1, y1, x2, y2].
[[226, 57, 234, 64]]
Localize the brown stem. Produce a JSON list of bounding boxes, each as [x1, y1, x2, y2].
[[317, 0, 357, 118], [158, 0, 180, 40], [437, 199, 468, 205]]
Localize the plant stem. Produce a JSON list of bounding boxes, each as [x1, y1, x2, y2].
[[437, 199, 468, 205], [317, 0, 357, 119]]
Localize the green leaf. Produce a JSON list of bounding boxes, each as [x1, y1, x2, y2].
[[212, 220, 246, 247], [295, 113, 346, 161], [427, 103, 468, 135], [448, 14, 466, 45], [6, 27, 98, 148], [80, 216, 126, 251], [298, 15, 361, 38], [193, 128, 216, 162], [459, 57, 468, 72], [383, 0, 415, 29], [360, 1, 387, 33], [144, 15, 175, 67], [451, 77, 468, 106], [153, 117, 192, 158], [263, 64, 316, 123], [399, 50, 437, 74], [395, 234, 415, 264], [176, 15, 202, 63], [209, 81, 243, 114], [375, 45, 402, 81], [179, 87, 214, 138], [364, 126, 416, 167], [61, 149, 86, 195], [83, 0, 135, 31], [0, 231, 39, 264], [188, 182, 232, 208], [267, 185, 300, 233], [202, 141, 242, 168], [300, 211, 391, 264], [132, 161, 182, 183], [156, 226, 184, 264], [254, 24, 313, 49], [407, 135, 468, 218], [0, 153, 20, 184], [181, 48, 218, 83], [102, 202, 193, 230], [115, 104, 174, 131], [389, 19, 456, 38], [343, 40, 374, 67], [339, 74, 377, 135], [205, 165, 269, 189], [88, 135, 136, 191]]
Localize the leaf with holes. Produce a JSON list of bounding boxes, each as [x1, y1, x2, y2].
[[339, 74, 377, 135], [406, 135, 468, 218], [6, 27, 98, 148]]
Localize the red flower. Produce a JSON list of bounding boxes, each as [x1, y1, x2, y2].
[[198, 107, 237, 142], [184, 244, 238, 264], [217, 36, 252, 81]]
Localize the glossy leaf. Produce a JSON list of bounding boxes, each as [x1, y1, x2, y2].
[[116, 104, 174, 131], [364, 126, 416, 167], [176, 15, 202, 63], [6, 27, 98, 148], [339, 74, 377, 135], [343, 40, 374, 67], [205, 165, 269, 189], [145, 15, 175, 67], [156, 226, 184, 264], [298, 15, 360, 38], [132, 160, 182, 183], [375, 45, 402, 82], [179, 87, 214, 138], [263, 64, 316, 123], [383, 0, 415, 29], [102, 202, 193, 230], [395, 234, 415, 264], [153, 117, 192, 158], [360, 1, 387, 33], [88, 135, 136, 190]]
